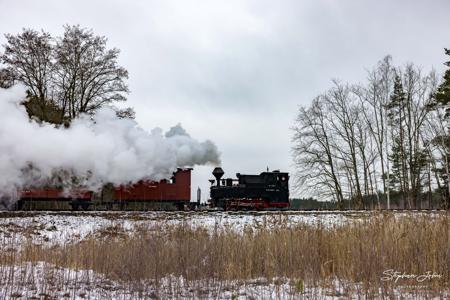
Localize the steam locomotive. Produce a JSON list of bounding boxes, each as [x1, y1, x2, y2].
[[208, 167, 290, 210], [14, 167, 290, 210]]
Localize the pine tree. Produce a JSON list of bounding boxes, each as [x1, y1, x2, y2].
[[387, 75, 408, 206], [389, 137, 404, 192], [434, 48, 450, 119], [430, 48, 450, 209]]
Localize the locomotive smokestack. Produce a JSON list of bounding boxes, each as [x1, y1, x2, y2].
[[212, 167, 224, 186]]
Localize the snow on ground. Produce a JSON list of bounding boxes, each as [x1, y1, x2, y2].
[[0, 210, 358, 246], [0, 211, 447, 299], [0, 210, 442, 246], [0, 262, 302, 300], [0, 262, 444, 300]]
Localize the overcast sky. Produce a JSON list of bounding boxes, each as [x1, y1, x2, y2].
[[0, 0, 449, 200]]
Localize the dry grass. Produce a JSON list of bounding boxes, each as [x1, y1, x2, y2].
[[0, 212, 448, 298]]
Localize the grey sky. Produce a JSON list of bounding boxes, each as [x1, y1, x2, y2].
[[0, 0, 449, 199]]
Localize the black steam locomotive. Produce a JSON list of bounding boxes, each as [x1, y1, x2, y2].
[[209, 167, 290, 210]]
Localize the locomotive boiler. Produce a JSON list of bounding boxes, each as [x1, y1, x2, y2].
[[209, 167, 290, 210]]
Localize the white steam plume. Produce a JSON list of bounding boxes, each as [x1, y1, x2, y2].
[[0, 85, 220, 195]]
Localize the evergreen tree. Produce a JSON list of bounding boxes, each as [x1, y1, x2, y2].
[[429, 48, 450, 209], [389, 136, 404, 191], [387, 75, 408, 204], [434, 48, 450, 119]]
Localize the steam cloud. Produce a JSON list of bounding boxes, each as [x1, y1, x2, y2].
[[0, 85, 220, 196]]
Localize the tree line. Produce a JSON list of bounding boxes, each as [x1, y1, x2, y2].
[[292, 52, 449, 210], [0, 25, 133, 125]]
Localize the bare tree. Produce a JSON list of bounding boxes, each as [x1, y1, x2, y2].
[[0, 29, 55, 120], [115, 107, 136, 119], [390, 65, 436, 208], [54, 25, 129, 119], [323, 81, 364, 208], [293, 56, 443, 210], [0, 26, 130, 123], [0, 68, 15, 88], [354, 56, 395, 207], [1, 29, 53, 99], [292, 97, 345, 208]]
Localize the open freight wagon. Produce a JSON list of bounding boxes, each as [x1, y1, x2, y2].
[[16, 168, 192, 211]]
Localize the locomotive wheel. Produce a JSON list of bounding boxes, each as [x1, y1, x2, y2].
[[81, 204, 89, 211]]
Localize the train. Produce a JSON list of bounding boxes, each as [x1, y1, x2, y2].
[[16, 168, 192, 210], [14, 167, 290, 210], [208, 167, 290, 210]]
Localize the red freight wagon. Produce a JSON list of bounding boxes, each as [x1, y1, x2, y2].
[[113, 168, 191, 209], [18, 188, 93, 210], [17, 168, 192, 210]]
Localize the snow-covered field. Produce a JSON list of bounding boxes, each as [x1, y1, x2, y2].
[[0, 262, 314, 299], [0, 210, 442, 246], [1, 262, 443, 300], [0, 210, 447, 299], [0, 210, 372, 246]]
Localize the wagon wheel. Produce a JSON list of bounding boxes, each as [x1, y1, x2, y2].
[[81, 203, 89, 211], [16, 200, 24, 210], [71, 203, 79, 211]]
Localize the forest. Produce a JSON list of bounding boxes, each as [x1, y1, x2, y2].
[[292, 52, 449, 210]]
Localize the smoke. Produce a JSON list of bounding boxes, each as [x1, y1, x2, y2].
[[165, 123, 190, 138], [0, 85, 221, 196]]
